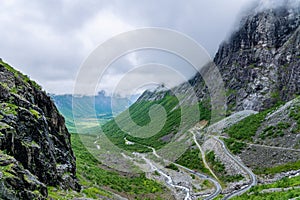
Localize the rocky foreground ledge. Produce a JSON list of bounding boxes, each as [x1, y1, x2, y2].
[[0, 60, 80, 199]]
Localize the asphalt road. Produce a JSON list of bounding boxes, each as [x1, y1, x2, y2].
[[173, 163, 222, 200], [213, 136, 257, 199], [147, 145, 222, 200]]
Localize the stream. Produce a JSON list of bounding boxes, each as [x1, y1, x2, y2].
[[133, 152, 192, 200]]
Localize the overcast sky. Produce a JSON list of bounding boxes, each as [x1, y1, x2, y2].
[[0, 0, 257, 95]]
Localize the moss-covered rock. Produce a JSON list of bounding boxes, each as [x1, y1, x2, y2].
[[0, 60, 80, 199]]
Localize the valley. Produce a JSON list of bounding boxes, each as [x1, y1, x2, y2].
[[52, 98, 300, 199], [0, 1, 299, 200]]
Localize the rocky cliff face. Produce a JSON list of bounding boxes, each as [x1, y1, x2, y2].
[[0, 60, 79, 199], [215, 6, 300, 111]]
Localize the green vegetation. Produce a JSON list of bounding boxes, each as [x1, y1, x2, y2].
[[277, 122, 291, 129], [175, 148, 209, 174], [290, 105, 300, 134], [1, 103, 18, 116], [206, 151, 225, 174], [190, 174, 195, 179], [82, 187, 113, 199], [254, 160, 300, 175], [249, 64, 258, 69], [255, 176, 300, 190], [166, 163, 179, 171], [222, 174, 244, 183], [47, 187, 92, 200], [0, 153, 15, 178], [0, 82, 9, 90], [0, 60, 42, 90], [231, 176, 300, 200], [49, 134, 168, 199], [205, 150, 242, 183], [271, 90, 281, 101], [214, 194, 225, 200], [225, 108, 274, 141], [30, 109, 41, 119], [226, 89, 237, 97], [72, 134, 166, 198], [259, 122, 290, 139], [223, 138, 246, 154], [102, 94, 211, 152]]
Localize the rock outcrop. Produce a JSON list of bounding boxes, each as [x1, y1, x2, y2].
[[215, 6, 300, 111], [0, 60, 80, 199]]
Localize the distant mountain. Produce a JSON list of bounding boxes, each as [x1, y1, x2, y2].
[[51, 92, 139, 132]]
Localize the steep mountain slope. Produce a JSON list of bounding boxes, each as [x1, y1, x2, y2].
[[215, 6, 300, 111], [0, 60, 79, 199], [224, 96, 300, 171], [102, 93, 210, 152]]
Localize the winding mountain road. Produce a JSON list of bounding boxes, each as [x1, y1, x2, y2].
[[147, 145, 222, 200], [173, 163, 222, 200], [137, 153, 192, 200], [212, 136, 257, 199]]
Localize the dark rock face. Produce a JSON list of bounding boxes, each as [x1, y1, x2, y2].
[[214, 7, 300, 111], [0, 152, 47, 200], [0, 61, 80, 199]]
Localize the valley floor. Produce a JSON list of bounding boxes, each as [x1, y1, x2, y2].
[[49, 99, 300, 200]]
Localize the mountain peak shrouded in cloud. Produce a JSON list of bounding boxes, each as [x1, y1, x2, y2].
[[244, 0, 300, 14], [224, 0, 300, 44], [256, 0, 300, 11]]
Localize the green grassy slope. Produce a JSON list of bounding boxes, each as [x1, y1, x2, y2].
[[224, 99, 300, 175], [48, 133, 170, 200], [102, 94, 211, 152], [231, 176, 300, 200]]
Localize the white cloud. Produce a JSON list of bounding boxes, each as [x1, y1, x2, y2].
[[76, 10, 138, 56], [0, 0, 264, 95]]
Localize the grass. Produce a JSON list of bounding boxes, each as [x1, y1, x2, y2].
[[254, 160, 300, 175], [71, 133, 166, 198], [175, 148, 210, 174], [290, 105, 300, 134], [223, 138, 246, 154], [206, 151, 225, 174], [205, 150, 243, 183], [0, 60, 42, 90], [232, 188, 300, 200], [102, 94, 211, 152], [30, 109, 41, 119], [225, 110, 268, 141], [222, 174, 244, 183], [231, 176, 300, 200], [1, 102, 18, 116], [166, 163, 179, 171], [48, 186, 92, 200], [225, 106, 278, 141], [49, 133, 169, 199]]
